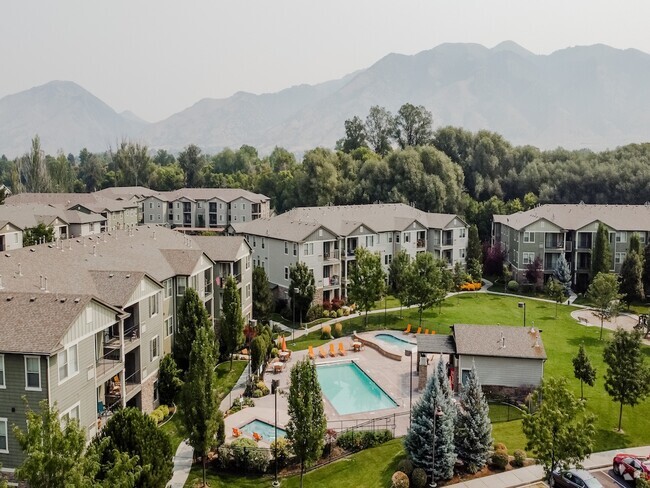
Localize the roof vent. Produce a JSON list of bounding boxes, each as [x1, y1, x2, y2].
[[109, 273, 114, 278], [60, 297, 67, 303], [74, 298, 80, 303], [534, 337, 541, 348], [30, 248, 36, 252], [4, 253, 10, 257], [126, 274, 131, 279], [30, 296, 36, 302], [6, 296, 13, 301]]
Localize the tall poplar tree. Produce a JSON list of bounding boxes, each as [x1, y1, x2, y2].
[[289, 262, 316, 324], [591, 223, 611, 278], [181, 323, 222, 485], [175, 288, 211, 371], [455, 365, 492, 473], [286, 359, 327, 488], [221, 275, 245, 370], [619, 250, 644, 307], [572, 344, 596, 400], [466, 224, 482, 263], [252, 266, 274, 324], [389, 249, 411, 317], [347, 247, 386, 326]]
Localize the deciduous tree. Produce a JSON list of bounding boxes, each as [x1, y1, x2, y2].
[[286, 359, 327, 488], [522, 378, 596, 484], [572, 344, 596, 400], [619, 250, 644, 307], [406, 252, 449, 326], [347, 247, 386, 326], [18, 135, 51, 192], [23, 223, 54, 246], [175, 288, 212, 371], [365, 105, 394, 156], [393, 103, 434, 148], [221, 275, 245, 370], [336, 115, 367, 153], [252, 266, 274, 324], [545, 278, 566, 317], [467, 224, 482, 264], [586, 272, 622, 340], [158, 354, 183, 406], [389, 249, 411, 317], [289, 262, 316, 324], [178, 144, 206, 187], [603, 329, 650, 431]]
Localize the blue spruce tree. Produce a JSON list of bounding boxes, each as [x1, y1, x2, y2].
[[455, 363, 493, 473], [553, 254, 572, 296], [404, 362, 456, 482]]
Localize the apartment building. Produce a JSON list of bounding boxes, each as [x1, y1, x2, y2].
[[141, 188, 270, 229], [231, 203, 468, 303], [492, 204, 650, 291], [0, 226, 253, 473]]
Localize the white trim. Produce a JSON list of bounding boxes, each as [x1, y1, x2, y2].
[[57, 344, 79, 385], [0, 417, 8, 453], [60, 401, 81, 425], [150, 335, 160, 362], [24, 355, 42, 391]]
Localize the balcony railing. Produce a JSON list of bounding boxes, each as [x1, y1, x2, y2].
[[124, 370, 141, 397], [442, 238, 453, 246], [565, 241, 573, 251], [545, 239, 564, 249], [416, 239, 426, 248], [323, 276, 340, 287], [577, 241, 592, 250], [204, 280, 212, 295], [324, 249, 340, 260]]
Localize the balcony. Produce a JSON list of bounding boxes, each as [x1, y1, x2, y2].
[[565, 241, 573, 251], [96, 347, 122, 380], [442, 238, 453, 246], [324, 249, 340, 261], [205, 280, 213, 295], [416, 239, 426, 248], [545, 238, 564, 249], [124, 370, 142, 400], [346, 249, 357, 258], [323, 276, 340, 288]]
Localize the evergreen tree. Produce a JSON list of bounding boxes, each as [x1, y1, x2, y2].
[[619, 250, 644, 307], [92, 407, 173, 488], [174, 288, 211, 371], [592, 223, 611, 278], [455, 365, 492, 473], [181, 323, 222, 485], [158, 354, 183, 406], [586, 272, 622, 340], [553, 254, 572, 295], [289, 262, 316, 324], [404, 371, 456, 482], [467, 224, 482, 263], [467, 258, 483, 282], [252, 266, 274, 324], [603, 329, 650, 431], [22, 223, 55, 246], [286, 359, 327, 488], [221, 275, 245, 369], [629, 233, 642, 255], [347, 247, 386, 326], [643, 243, 650, 296], [389, 249, 411, 317], [572, 344, 596, 400]]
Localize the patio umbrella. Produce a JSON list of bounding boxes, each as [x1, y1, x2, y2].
[[281, 335, 287, 351]]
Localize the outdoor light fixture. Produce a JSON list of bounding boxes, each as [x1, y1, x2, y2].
[[405, 349, 413, 428], [518, 301, 526, 327]]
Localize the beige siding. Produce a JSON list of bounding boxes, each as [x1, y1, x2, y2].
[[126, 276, 162, 307], [458, 355, 544, 388], [62, 300, 118, 346]]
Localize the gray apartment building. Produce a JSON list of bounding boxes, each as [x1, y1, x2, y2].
[[231, 203, 468, 303], [0, 226, 253, 474], [492, 203, 650, 291], [141, 188, 270, 229]]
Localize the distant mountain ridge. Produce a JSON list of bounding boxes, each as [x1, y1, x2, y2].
[[2, 42, 650, 157]]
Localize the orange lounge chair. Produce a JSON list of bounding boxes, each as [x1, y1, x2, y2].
[[338, 342, 346, 356], [308, 345, 315, 360], [329, 343, 336, 357], [253, 432, 262, 442], [319, 346, 327, 358], [403, 324, 412, 334], [414, 327, 422, 335], [431, 330, 436, 335], [232, 427, 242, 438], [424, 329, 430, 334]]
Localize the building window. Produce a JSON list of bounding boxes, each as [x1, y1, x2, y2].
[[61, 403, 80, 425], [245, 283, 251, 299], [303, 242, 314, 256], [522, 252, 535, 265], [177, 277, 187, 296], [523, 232, 534, 243], [165, 316, 174, 337], [153, 380, 159, 402], [242, 216, 246, 222], [616, 232, 627, 243], [284, 241, 288, 254], [615, 252, 626, 265], [459, 228, 466, 238], [459, 248, 466, 259], [175, 214, 180, 221], [245, 255, 251, 269], [25, 356, 41, 390], [365, 235, 374, 247], [149, 293, 159, 317], [261, 238, 265, 249], [0, 355, 4, 388], [0, 418, 8, 453], [293, 243, 297, 256], [640, 234, 646, 244], [396, 233, 400, 243], [384, 254, 392, 265], [403, 232, 410, 243], [388, 233, 392, 243], [150, 336, 160, 362], [149, 215, 153, 221], [242, 203, 246, 210], [149, 202, 153, 209], [252, 237, 256, 247], [58, 344, 79, 383], [284, 267, 289, 281], [164, 279, 173, 299]]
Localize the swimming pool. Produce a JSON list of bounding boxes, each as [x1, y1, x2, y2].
[[375, 333, 416, 351], [316, 361, 398, 415], [240, 419, 286, 441]]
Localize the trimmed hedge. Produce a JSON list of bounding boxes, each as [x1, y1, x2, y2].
[[336, 429, 393, 451]]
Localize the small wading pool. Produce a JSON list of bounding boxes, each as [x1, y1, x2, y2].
[[374, 333, 416, 351], [240, 419, 286, 441], [316, 361, 398, 415]]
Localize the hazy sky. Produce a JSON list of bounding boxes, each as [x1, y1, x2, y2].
[[2, 0, 649, 122]]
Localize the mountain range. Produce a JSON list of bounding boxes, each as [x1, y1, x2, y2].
[[2, 41, 650, 157]]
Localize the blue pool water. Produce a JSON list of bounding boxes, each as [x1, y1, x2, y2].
[[375, 333, 416, 351], [316, 361, 398, 415], [241, 419, 286, 441]]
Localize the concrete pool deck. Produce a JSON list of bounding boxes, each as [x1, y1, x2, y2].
[[223, 330, 445, 446]]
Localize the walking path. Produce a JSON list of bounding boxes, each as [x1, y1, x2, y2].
[[167, 440, 194, 488]]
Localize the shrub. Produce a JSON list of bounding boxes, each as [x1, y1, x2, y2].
[[307, 304, 324, 322], [507, 280, 519, 291], [636, 478, 650, 488], [332, 322, 343, 338], [332, 298, 345, 311], [321, 324, 332, 340], [256, 381, 270, 396], [396, 458, 414, 477], [221, 438, 270, 473], [391, 471, 410, 488], [252, 389, 263, 398], [410, 468, 428, 488], [336, 429, 393, 451], [494, 442, 507, 454], [512, 449, 526, 468], [149, 410, 163, 425], [322, 300, 333, 311], [336, 308, 343, 317], [270, 438, 293, 468], [342, 306, 350, 316], [157, 405, 169, 418], [271, 347, 279, 358], [229, 397, 255, 414], [490, 450, 509, 470], [330, 310, 338, 318]]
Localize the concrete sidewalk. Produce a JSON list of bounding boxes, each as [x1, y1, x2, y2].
[[447, 446, 650, 487], [167, 440, 193, 488]]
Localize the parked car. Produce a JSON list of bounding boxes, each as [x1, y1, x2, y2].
[[551, 469, 603, 488], [613, 453, 650, 481]]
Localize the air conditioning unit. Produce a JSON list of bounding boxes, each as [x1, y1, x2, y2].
[[249, 319, 258, 327]]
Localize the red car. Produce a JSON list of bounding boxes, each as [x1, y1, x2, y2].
[[613, 453, 650, 481]]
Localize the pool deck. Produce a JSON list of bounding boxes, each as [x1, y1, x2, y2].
[[223, 330, 444, 445]]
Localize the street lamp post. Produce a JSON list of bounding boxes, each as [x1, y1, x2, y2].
[[405, 349, 413, 428], [518, 301, 526, 327], [384, 294, 387, 328], [430, 405, 444, 488], [294, 287, 301, 334], [271, 379, 280, 487]]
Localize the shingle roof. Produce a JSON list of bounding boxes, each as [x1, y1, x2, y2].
[[6, 193, 137, 212], [159, 249, 206, 276], [416, 334, 457, 354], [89, 271, 148, 307], [141, 188, 270, 204], [0, 204, 69, 230], [0, 292, 96, 354], [452, 324, 547, 360], [191, 236, 250, 262], [233, 203, 465, 241], [494, 204, 650, 232]]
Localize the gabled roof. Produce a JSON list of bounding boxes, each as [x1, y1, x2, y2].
[[192, 236, 250, 262], [89, 270, 151, 307], [452, 324, 547, 360], [6, 193, 137, 212], [416, 334, 457, 354], [0, 292, 113, 354], [159, 249, 208, 276], [494, 204, 650, 232], [141, 188, 270, 204]]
